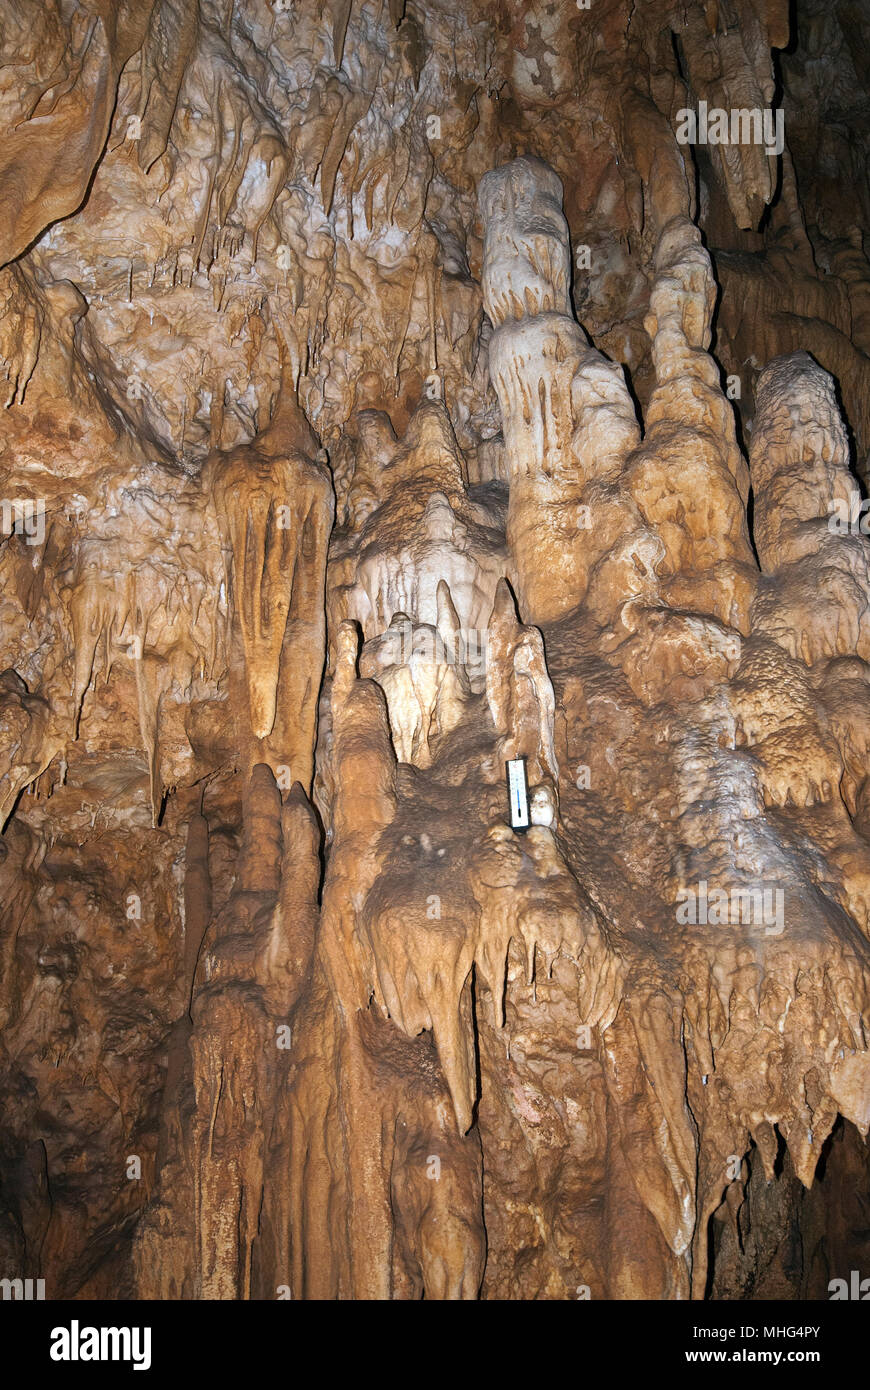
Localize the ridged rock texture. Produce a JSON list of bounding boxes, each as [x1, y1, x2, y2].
[[1, 0, 869, 1301]]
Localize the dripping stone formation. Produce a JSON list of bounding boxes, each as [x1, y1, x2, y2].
[[0, 0, 869, 1309]]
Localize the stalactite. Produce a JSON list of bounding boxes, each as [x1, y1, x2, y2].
[[210, 370, 333, 749], [0, 0, 868, 1311]]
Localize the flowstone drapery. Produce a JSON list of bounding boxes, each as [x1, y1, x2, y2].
[[0, 0, 868, 1302]]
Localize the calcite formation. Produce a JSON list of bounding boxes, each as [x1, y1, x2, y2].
[[0, 0, 869, 1303]]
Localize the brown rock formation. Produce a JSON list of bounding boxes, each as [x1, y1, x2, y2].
[[0, 0, 868, 1306]]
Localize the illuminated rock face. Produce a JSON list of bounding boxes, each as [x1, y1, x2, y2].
[[0, 0, 869, 1303]]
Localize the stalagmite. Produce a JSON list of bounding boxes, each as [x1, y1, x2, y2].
[[0, 0, 868, 1315], [478, 157, 641, 624]]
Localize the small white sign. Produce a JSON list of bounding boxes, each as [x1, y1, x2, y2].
[[506, 757, 530, 832]]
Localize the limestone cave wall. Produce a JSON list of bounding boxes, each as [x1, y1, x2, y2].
[[0, 0, 869, 1301]]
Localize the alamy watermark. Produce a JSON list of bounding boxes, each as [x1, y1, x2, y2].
[[828, 493, 870, 535], [378, 618, 487, 672], [676, 880, 784, 935], [1, 1276, 45, 1299], [676, 102, 784, 158], [828, 1270, 870, 1299], [1, 497, 45, 545], [50, 1320, 151, 1370]]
